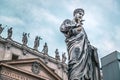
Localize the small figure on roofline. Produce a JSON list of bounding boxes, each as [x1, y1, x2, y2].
[[34, 36, 42, 50], [7, 27, 13, 39], [42, 42, 48, 55], [55, 49, 60, 61]]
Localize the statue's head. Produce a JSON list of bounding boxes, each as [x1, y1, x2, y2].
[[56, 48, 58, 51], [60, 19, 72, 37], [25, 33, 27, 35], [45, 42, 47, 46], [63, 52, 66, 55], [10, 27, 12, 30], [73, 8, 84, 19]]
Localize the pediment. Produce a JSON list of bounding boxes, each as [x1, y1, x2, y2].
[[0, 58, 62, 80]]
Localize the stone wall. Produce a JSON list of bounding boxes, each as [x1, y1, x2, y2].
[[0, 37, 68, 80]]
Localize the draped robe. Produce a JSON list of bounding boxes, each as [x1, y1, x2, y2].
[[65, 27, 101, 80]]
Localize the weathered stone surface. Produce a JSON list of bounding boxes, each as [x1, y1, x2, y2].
[[60, 8, 101, 80], [0, 37, 68, 80]]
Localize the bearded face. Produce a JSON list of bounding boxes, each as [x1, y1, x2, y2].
[[73, 8, 84, 22]]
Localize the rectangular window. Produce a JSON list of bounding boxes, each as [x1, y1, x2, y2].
[[12, 54, 19, 60]]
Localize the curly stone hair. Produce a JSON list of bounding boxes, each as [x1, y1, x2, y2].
[[73, 8, 85, 17]]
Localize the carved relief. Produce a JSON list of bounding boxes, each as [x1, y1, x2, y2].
[[62, 64, 67, 73], [31, 62, 40, 74], [57, 63, 61, 69], [22, 49, 28, 55], [1, 70, 31, 80], [43, 55, 48, 64], [5, 42, 11, 50]]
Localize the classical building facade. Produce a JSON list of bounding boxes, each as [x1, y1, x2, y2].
[[0, 35, 68, 80]]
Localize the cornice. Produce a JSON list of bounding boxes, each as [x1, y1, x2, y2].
[[0, 37, 67, 68]]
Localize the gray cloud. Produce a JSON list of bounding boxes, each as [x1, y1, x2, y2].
[[0, 0, 120, 60]]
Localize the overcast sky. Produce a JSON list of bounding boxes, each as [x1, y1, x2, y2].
[[0, 0, 120, 61]]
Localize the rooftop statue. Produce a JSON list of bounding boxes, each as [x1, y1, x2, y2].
[[34, 36, 42, 50], [62, 52, 66, 63], [55, 49, 60, 60], [60, 8, 101, 80], [7, 27, 13, 39], [0, 24, 4, 36], [42, 42, 48, 55], [22, 32, 29, 45]]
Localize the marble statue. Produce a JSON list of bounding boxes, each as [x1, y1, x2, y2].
[[22, 32, 29, 45], [42, 42, 48, 55], [7, 27, 13, 39], [34, 36, 42, 50], [60, 8, 101, 80], [62, 52, 66, 63], [55, 49, 60, 60], [0, 24, 4, 35]]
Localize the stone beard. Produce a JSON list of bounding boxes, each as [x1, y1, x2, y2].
[[60, 8, 101, 80]]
